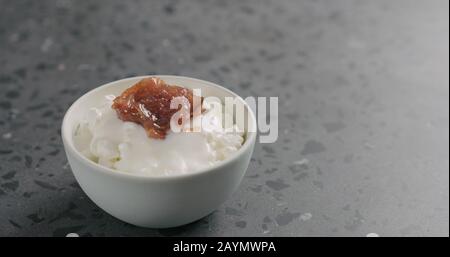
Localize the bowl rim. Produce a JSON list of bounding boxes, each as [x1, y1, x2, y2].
[[61, 75, 257, 181]]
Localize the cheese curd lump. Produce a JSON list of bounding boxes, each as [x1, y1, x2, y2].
[[73, 81, 244, 176]]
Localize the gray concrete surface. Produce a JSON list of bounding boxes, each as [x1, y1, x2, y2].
[[0, 0, 448, 236]]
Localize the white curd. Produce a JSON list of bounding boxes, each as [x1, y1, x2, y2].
[[73, 95, 244, 176]]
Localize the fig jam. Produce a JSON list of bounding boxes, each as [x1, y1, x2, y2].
[[112, 77, 200, 139]]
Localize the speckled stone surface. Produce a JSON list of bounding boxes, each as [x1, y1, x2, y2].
[[0, 0, 448, 237]]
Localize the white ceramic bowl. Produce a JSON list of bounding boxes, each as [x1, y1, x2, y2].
[[61, 75, 257, 228]]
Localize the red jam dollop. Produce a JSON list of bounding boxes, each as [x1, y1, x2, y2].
[[112, 77, 200, 139]]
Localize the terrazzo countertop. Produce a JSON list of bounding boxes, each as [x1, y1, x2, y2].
[[0, 0, 448, 236]]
